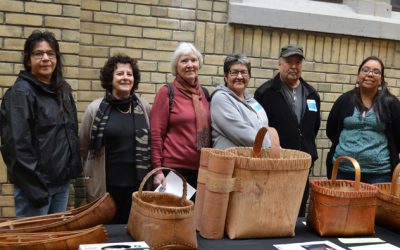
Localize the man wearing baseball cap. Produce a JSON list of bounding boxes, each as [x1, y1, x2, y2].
[[254, 44, 321, 217]]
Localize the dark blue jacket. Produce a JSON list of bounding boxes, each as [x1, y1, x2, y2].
[[0, 71, 82, 208]]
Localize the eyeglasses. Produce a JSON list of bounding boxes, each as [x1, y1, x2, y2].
[[360, 67, 381, 76], [31, 50, 57, 59], [229, 70, 249, 77]]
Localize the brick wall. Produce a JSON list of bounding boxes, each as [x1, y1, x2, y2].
[[0, 0, 399, 218]]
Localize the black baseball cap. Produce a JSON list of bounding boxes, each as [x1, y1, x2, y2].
[[280, 44, 304, 58]]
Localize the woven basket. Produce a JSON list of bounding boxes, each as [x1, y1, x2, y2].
[[0, 225, 107, 250], [199, 149, 236, 239], [374, 163, 400, 230], [127, 167, 197, 250], [194, 148, 213, 231], [307, 156, 378, 236], [225, 127, 312, 239]]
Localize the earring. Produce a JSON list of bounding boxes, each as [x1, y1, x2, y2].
[[378, 85, 382, 91], [355, 81, 359, 88]]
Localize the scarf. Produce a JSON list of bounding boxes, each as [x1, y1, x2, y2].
[[174, 75, 211, 149], [88, 91, 133, 158]]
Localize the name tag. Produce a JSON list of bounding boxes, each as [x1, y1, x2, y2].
[[307, 99, 317, 112]]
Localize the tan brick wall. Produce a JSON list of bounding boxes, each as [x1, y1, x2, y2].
[[0, 0, 400, 218]]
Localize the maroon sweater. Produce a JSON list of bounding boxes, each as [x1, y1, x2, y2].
[[150, 84, 210, 170]]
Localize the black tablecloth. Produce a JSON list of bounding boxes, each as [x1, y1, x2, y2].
[[105, 220, 400, 249]]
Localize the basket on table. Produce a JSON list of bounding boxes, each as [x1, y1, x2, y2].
[[307, 156, 378, 236], [224, 127, 312, 239], [374, 163, 400, 230], [127, 167, 197, 250]]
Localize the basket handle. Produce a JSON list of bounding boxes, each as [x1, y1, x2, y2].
[[253, 126, 281, 159], [138, 167, 188, 202], [390, 163, 400, 196], [330, 156, 361, 190]]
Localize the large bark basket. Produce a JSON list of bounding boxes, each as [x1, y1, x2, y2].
[[225, 127, 312, 239], [0, 225, 108, 250], [306, 156, 378, 236], [127, 167, 197, 250], [0, 193, 116, 233], [374, 163, 400, 230]]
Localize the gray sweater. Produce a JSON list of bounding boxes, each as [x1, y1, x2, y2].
[[211, 84, 271, 149]]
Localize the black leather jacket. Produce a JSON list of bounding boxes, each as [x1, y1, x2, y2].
[[0, 71, 82, 207]]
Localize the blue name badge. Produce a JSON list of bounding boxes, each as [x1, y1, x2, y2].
[[307, 99, 317, 112]]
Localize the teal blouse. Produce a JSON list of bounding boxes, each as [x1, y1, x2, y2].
[[333, 107, 391, 174]]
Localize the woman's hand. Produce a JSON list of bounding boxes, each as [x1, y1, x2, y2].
[[153, 172, 166, 190]]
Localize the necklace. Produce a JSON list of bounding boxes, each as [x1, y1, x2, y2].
[[115, 103, 132, 114]]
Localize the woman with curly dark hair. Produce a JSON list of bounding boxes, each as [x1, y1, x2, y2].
[[0, 30, 82, 217], [80, 54, 151, 223]]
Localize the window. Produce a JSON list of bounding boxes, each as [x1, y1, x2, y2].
[[393, 0, 400, 11], [313, 0, 342, 2]]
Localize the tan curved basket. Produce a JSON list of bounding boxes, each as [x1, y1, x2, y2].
[[0, 225, 108, 250], [0, 193, 116, 233], [374, 163, 400, 230], [225, 127, 312, 239], [307, 156, 378, 236], [127, 167, 197, 250]]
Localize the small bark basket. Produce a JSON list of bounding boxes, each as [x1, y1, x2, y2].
[[374, 163, 400, 230], [306, 156, 378, 236], [127, 167, 197, 250], [225, 127, 312, 239]]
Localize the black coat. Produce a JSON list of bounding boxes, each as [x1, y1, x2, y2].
[[254, 73, 321, 162], [0, 71, 82, 208], [326, 89, 400, 178]]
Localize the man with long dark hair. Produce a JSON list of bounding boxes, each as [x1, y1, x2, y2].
[[0, 30, 82, 217]]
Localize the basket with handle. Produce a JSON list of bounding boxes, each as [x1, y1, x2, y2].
[[374, 163, 400, 230], [306, 156, 378, 236], [127, 167, 197, 250], [225, 127, 312, 239]]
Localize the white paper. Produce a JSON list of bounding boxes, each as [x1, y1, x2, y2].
[[338, 238, 385, 244], [349, 243, 400, 250], [274, 240, 346, 250], [154, 171, 196, 200], [79, 241, 149, 250]]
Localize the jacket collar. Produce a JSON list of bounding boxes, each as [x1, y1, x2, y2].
[[271, 73, 315, 97], [18, 70, 57, 95]]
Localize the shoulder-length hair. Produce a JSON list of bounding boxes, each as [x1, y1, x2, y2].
[[23, 30, 71, 110], [170, 42, 203, 76], [100, 54, 141, 92], [353, 56, 395, 122]]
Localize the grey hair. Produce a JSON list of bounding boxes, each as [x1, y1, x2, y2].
[[223, 54, 251, 77], [171, 42, 203, 76]]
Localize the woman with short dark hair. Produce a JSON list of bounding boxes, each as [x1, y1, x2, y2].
[[0, 30, 82, 217], [80, 54, 151, 224], [211, 54, 271, 148]]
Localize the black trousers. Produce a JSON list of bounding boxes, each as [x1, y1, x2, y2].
[[107, 183, 140, 224]]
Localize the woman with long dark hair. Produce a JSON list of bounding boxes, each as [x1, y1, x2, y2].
[[0, 30, 82, 217], [326, 56, 400, 183]]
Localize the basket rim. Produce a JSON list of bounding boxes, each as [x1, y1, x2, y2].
[[310, 179, 378, 198], [132, 191, 194, 211]]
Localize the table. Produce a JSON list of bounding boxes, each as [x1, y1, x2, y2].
[[105, 220, 400, 249]]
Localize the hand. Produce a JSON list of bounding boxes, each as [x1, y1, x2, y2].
[[153, 172, 166, 190]]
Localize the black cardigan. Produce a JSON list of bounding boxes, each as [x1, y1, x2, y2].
[[326, 89, 400, 178]]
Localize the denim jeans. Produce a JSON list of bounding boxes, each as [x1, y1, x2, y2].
[[14, 182, 70, 218], [336, 169, 391, 184]]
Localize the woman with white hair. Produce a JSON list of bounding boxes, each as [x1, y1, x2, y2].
[[150, 42, 211, 193]]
